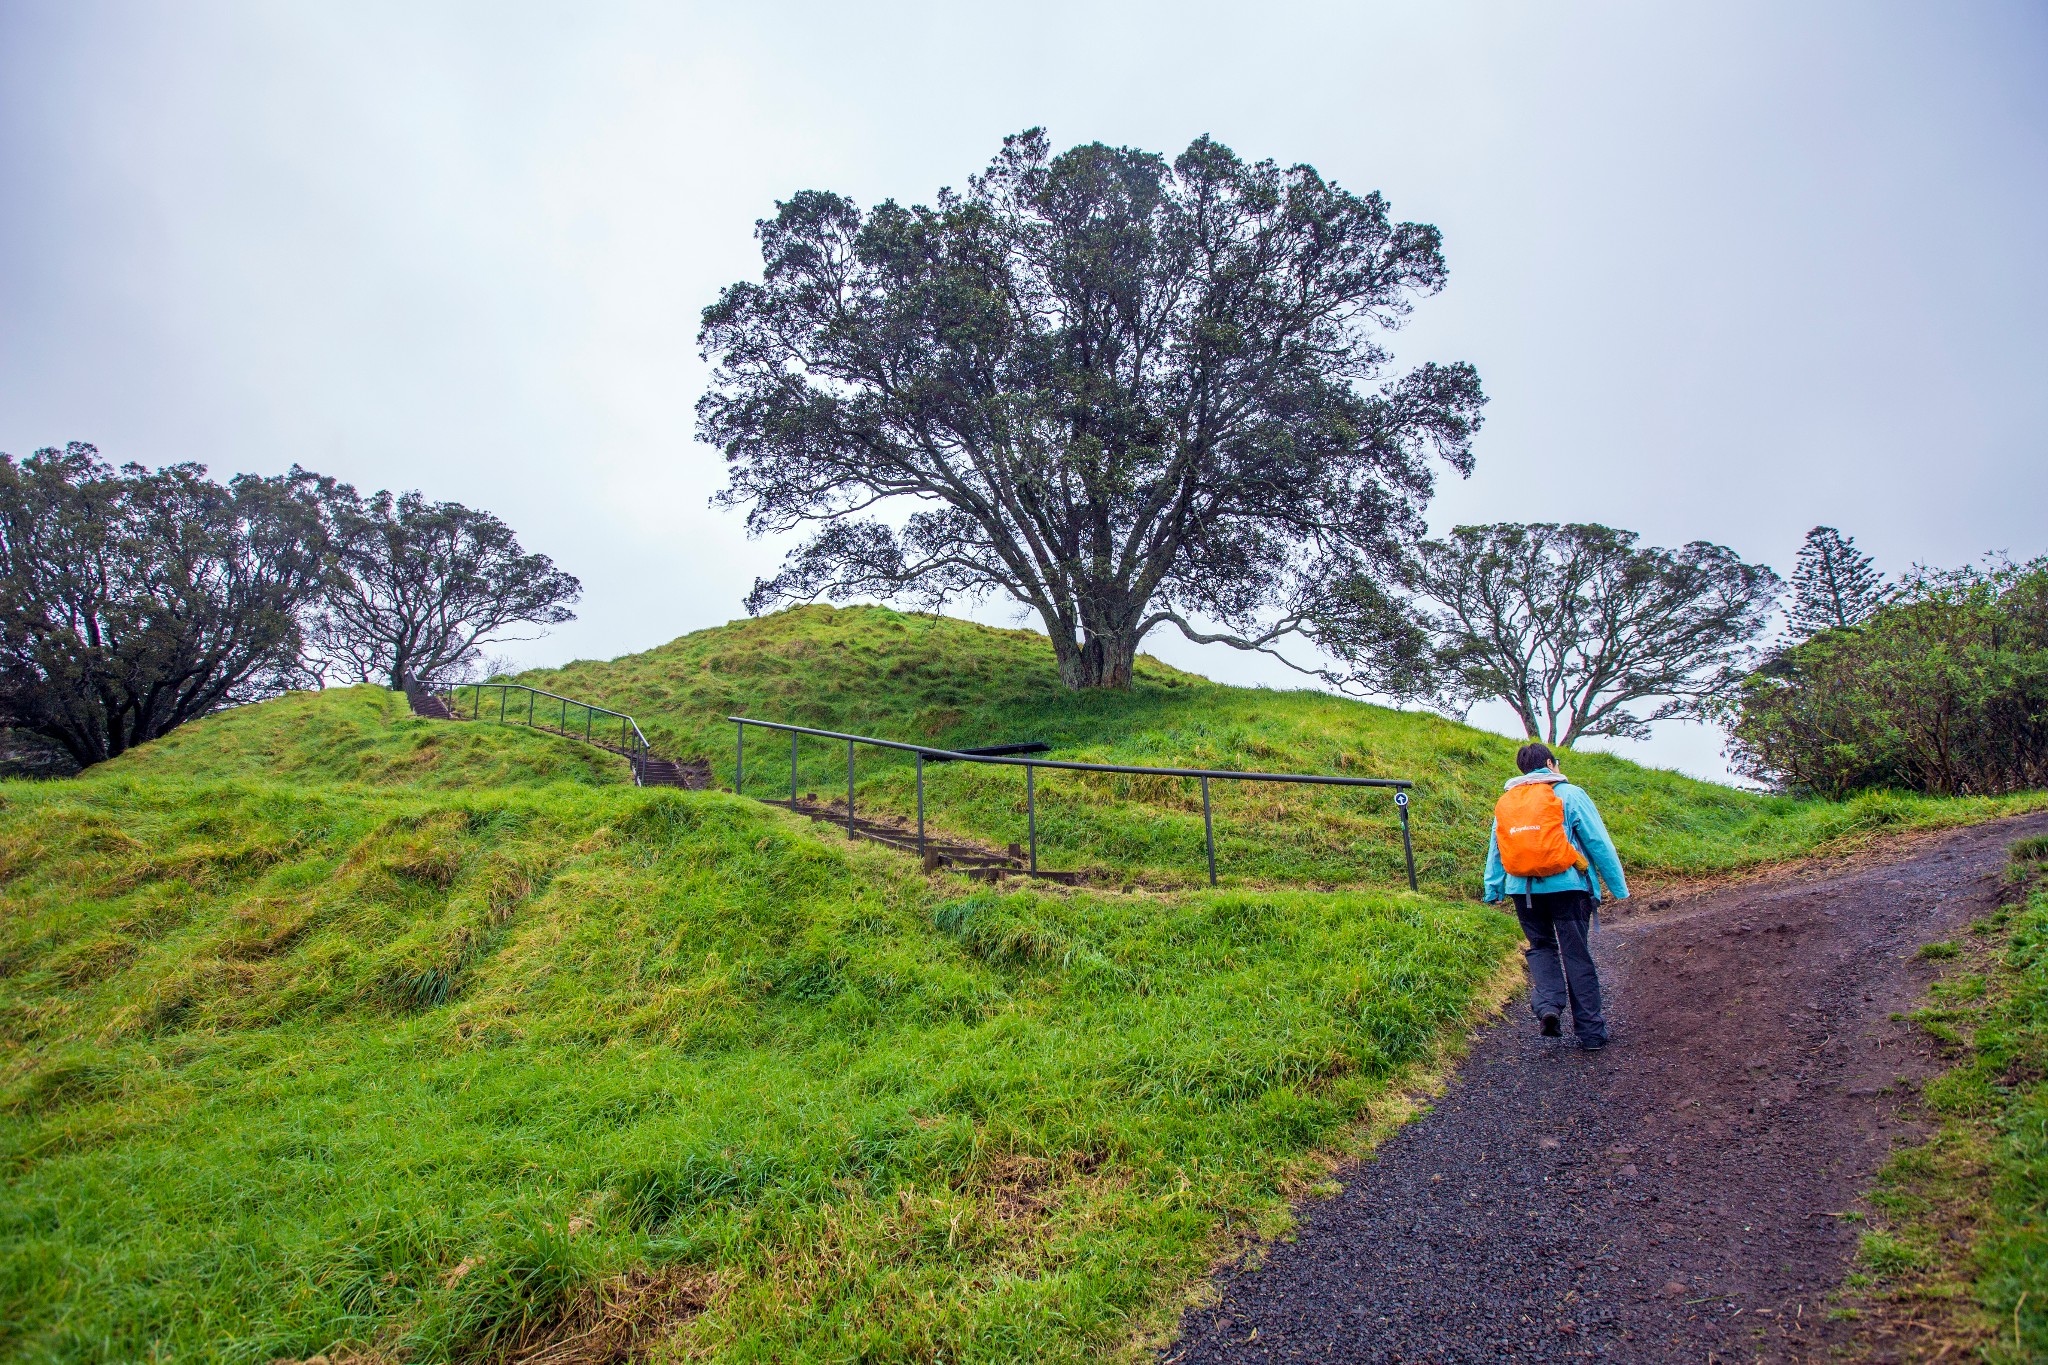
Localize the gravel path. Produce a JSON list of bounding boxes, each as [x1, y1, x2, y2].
[[1169, 812, 2048, 1364]]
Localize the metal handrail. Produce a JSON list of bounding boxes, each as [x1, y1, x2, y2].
[[440, 681, 656, 780], [727, 715, 1418, 890]]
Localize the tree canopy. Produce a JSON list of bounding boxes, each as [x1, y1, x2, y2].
[[307, 485, 581, 690], [1787, 525, 1886, 637], [0, 444, 329, 764], [1392, 522, 1781, 747], [698, 129, 1484, 688]]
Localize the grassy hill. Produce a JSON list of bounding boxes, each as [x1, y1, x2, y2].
[[504, 605, 2048, 893], [109, 684, 631, 790], [6, 610, 2043, 1362], [0, 684, 1515, 1363]]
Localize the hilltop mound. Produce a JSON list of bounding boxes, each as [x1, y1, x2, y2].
[[512, 605, 2032, 891], [101, 683, 629, 789]]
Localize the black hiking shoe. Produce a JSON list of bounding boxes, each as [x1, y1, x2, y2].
[[1579, 1036, 1608, 1051], [1539, 1010, 1562, 1038]]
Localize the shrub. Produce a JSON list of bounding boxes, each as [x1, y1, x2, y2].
[[1726, 559, 2048, 797]]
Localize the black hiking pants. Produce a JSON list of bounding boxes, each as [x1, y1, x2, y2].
[[1514, 890, 1607, 1045]]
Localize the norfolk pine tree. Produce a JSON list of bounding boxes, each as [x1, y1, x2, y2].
[[1788, 526, 1886, 637]]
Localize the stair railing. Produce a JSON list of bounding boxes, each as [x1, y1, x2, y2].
[[437, 682, 657, 784], [727, 715, 1419, 891]]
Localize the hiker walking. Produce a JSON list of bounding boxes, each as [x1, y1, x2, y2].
[[1483, 743, 1629, 1050]]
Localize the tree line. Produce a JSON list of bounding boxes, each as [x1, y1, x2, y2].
[[0, 443, 579, 767], [16, 132, 2031, 799], [699, 128, 2042, 800], [1726, 540, 2048, 798]]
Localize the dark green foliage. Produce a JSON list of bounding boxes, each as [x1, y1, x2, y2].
[[1727, 559, 2048, 796], [698, 129, 1484, 690], [308, 482, 580, 689], [0, 443, 330, 765], [1788, 525, 1886, 638]]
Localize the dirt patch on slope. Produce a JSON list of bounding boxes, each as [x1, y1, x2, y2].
[[1168, 812, 2048, 1364]]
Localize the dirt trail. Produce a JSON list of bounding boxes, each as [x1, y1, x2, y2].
[[1170, 812, 2048, 1364]]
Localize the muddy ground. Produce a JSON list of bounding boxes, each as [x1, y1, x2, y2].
[[1169, 812, 2048, 1364]]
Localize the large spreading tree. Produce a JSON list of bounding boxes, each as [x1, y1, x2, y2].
[[698, 129, 1485, 689], [0, 444, 330, 765], [1397, 522, 1782, 747], [307, 485, 581, 690]]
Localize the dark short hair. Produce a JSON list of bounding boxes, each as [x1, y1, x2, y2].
[[1516, 742, 1556, 774]]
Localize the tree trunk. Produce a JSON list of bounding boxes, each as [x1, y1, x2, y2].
[[1050, 626, 1139, 690]]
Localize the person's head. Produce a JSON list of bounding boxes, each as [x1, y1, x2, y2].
[[1516, 742, 1558, 774]]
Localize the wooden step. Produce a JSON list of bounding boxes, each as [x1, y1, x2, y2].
[[762, 797, 1089, 884], [404, 689, 461, 721], [636, 757, 712, 790]]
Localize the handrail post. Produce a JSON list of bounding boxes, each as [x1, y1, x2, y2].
[[846, 739, 856, 840], [527, 690, 534, 726], [1397, 790, 1417, 891], [1201, 776, 1216, 888], [735, 721, 744, 795], [1026, 763, 1037, 874], [916, 752, 925, 857], [499, 687, 506, 723], [790, 729, 799, 807], [584, 705, 591, 742]]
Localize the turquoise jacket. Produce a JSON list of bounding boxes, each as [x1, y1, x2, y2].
[[1482, 768, 1630, 904]]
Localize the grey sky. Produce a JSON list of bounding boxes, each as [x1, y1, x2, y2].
[[4, 1, 2044, 782]]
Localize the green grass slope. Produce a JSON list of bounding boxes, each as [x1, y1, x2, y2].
[[106, 684, 630, 790], [505, 605, 2048, 892], [1835, 836, 2048, 1357], [0, 688, 1515, 1362]]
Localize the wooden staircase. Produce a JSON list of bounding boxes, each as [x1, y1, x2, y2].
[[405, 688, 460, 721], [635, 755, 712, 789], [768, 795, 1085, 884], [402, 682, 711, 790], [401, 685, 1077, 880]]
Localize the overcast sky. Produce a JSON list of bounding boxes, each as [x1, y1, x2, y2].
[[4, 1, 2044, 782]]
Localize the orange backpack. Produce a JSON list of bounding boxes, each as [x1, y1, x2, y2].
[[1494, 781, 1589, 879]]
